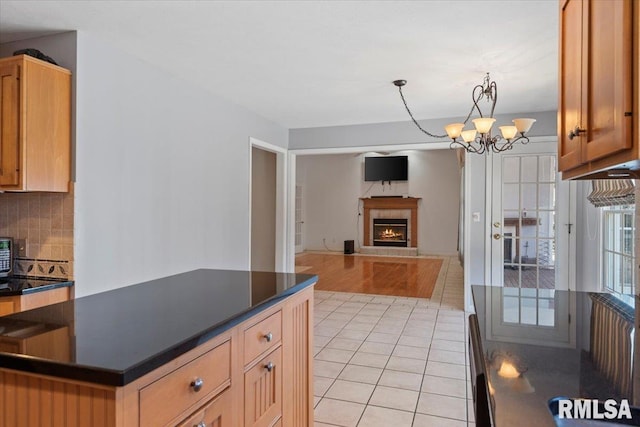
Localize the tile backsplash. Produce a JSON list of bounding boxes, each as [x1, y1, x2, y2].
[[0, 185, 74, 279]]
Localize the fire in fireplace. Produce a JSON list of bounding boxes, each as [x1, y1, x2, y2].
[[373, 218, 408, 247]]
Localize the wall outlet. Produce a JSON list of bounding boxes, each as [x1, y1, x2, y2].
[[16, 238, 27, 257]]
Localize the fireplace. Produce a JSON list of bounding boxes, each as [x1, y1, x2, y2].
[[373, 219, 408, 247]]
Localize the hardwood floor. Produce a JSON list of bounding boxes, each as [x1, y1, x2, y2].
[[295, 252, 443, 298]]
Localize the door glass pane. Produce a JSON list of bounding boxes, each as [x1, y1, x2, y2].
[[538, 298, 555, 326], [503, 184, 520, 210], [520, 297, 537, 324], [537, 212, 555, 239], [521, 184, 537, 211], [538, 183, 555, 209], [521, 157, 537, 182], [538, 156, 556, 182], [503, 157, 520, 183], [503, 296, 520, 323]]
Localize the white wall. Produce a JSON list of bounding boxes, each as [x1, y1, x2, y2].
[[296, 150, 460, 256], [72, 32, 288, 296], [2, 32, 289, 297]]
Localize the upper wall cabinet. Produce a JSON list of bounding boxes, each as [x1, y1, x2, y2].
[[0, 55, 71, 192], [558, 0, 637, 179]]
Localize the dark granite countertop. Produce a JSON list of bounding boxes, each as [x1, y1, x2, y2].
[[0, 269, 317, 386], [471, 285, 639, 427], [0, 276, 74, 296]]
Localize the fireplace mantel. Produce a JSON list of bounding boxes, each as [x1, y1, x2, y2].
[[360, 197, 421, 248]]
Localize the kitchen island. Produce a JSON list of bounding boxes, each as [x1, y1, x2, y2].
[[470, 285, 640, 427], [0, 269, 317, 427]]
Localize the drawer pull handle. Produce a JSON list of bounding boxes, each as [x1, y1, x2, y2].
[[190, 378, 204, 392], [265, 362, 274, 372], [195, 422, 206, 427], [264, 332, 273, 342]]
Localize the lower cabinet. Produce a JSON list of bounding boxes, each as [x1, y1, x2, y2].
[[139, 340, 232, 426], [0, 285, 314, 427], [244, 347, 282, 427], [178, 389, 233, 427]]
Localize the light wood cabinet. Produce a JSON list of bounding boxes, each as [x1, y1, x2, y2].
[[0, 323, 70, 361], [244, 310, 282, 365], [177, 389, 233, 427], [558, 0, 637, 179], [139, 340, 232, 426], [0, 286, 71, 316], [244, 347, 282, 427], [0, 285, 314, 427], [0, 54, 71, 191]]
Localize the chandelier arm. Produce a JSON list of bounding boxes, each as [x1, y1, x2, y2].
[[471, 84, 486, 118], [449, 139, 485, 154], [397, 87, 447, 138], [490, 134, 532, 153], [489, 81, 497, 118], [492, 139, 511, 153]]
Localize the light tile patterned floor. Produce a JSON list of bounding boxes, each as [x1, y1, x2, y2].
[[313, 256, 474, 427]]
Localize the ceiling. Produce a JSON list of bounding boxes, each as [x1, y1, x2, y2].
[[0, 1, 558, 130]]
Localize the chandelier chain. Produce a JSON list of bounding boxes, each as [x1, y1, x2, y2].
[[396, 86, 447, 138]]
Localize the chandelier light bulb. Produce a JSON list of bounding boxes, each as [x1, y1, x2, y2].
[[445, 123, 465, 139], [461, 129, 477, 143], [499, 125, 518, 140], [472, 117, 496, 134], [513, 118, 536, 134]]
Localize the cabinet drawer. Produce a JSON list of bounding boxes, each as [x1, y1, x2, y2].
[[177, 388, 233, 427], [140, 340, 231, 427], [244, 346, 282, 427], [244, 311, 281, 365]]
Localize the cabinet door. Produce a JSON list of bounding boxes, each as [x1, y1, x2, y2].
[[583, 0, 633, 162], [558, 0, 634, 172], [558, 0, 584, 171], [244, 347, 282, 427], [0, 62, 21, 187], [178, 389, 233, 427]]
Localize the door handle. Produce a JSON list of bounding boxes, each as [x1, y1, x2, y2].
[[493, 233, 502, 240], [493, 222, 501, 228]]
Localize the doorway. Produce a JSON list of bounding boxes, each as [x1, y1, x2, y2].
[[249, 138, 288, 272], [251, 146, 276, 271]]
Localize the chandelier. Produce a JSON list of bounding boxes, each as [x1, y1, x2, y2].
[[393, 73, 536, 154]]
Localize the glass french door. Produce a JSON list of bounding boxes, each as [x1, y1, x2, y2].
[[486, 140, 574, 343], [490, 140, 573, 293]]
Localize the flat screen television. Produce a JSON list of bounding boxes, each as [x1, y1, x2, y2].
[[364, 156, 408, 182]]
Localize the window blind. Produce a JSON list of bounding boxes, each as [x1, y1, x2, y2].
[[587, 179, 635, 207]]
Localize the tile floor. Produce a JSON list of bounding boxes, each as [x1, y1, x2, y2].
[[312, 256, 474, 427]]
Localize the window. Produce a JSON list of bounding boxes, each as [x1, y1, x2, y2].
[[602, 205, 635, 295]]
